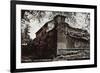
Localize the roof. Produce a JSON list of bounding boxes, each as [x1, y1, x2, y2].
[[35, 15, 90, 42], [67, 26, 90, 41]]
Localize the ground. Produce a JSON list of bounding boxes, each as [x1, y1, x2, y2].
[[21, 49, 90, 63]]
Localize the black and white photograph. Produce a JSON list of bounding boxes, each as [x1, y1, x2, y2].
[[21, 10, 90, 63], [10, 0, 97, 72]]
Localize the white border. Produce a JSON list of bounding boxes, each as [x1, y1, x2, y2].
[[16, 4, 94, 69]]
